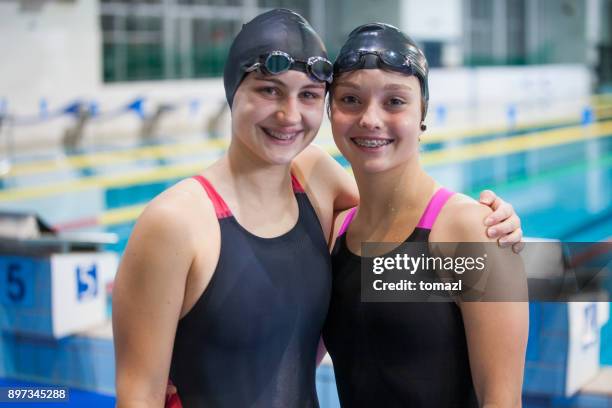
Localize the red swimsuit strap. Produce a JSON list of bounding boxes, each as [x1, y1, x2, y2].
[[192, 175, 233, 219], [193, 173, 305, 219]]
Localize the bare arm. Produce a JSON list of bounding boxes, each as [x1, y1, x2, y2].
[[462, 301, 528, 408], [113, 200, 195, 408], [292, 145, 359, 244], [434, 199, 529, 408]]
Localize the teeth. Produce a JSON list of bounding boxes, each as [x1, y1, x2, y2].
[[352, 138, 392, 148], [265, 129, 299, 140]]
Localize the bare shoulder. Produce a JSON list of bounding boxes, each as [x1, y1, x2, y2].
[[293, 145, 356, 195], [431, 193, 493, 243], [293, 144, 358, 210], [292, 145, 357, 243], [292, 145, 336, 194], [292, 144, 331, 171], [124, 177, 219, 272], [140, 178, 216, 233]]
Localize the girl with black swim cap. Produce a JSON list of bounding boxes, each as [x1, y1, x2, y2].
[[112, 10, 523, 408], [323, 23, 529, 407]]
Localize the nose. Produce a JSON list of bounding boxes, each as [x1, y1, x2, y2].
[[358, 101, 383, 131], [276, 96, 301, 125]]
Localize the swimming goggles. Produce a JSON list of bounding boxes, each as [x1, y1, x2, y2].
[[334, 50, 415, 75], [245, 51, 334, 84]]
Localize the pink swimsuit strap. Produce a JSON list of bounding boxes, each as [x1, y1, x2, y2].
[[416, 187, 455, 230], [337, 207, 358, 236], [337, 187, 454, 237]]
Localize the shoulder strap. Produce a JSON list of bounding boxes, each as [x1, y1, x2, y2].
[[291, 173, 305, 193], [194, 174, 304, 218], [416, 187, 454, 230], [337, 207, 358, 237], [192, 175, 232, 219]]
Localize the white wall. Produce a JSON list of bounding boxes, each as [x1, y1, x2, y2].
[[427, 64, 592, 132], [0, 0, 100, 112]]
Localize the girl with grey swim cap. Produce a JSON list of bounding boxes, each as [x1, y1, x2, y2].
[[113, 10, 523, 408], [322, 23, 528, 407]]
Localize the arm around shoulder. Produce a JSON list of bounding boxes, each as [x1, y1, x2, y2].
[[292, 144, 358, 212], [113, 195, 197, 408]]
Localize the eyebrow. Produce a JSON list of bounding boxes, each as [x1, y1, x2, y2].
[[302, 83, 326, 90], [334, 81, 360, 90], [253, 76, 287, 87], [253, 75, 326, 90], [335, 81, 413, 92], [383, 83, 413, 91]]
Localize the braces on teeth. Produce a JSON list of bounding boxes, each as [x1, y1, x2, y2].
[[353, 139, 392, 148]]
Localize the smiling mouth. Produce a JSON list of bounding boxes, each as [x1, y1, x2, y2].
[[351, 138, 394, 148], [262, 127, 303, 141]]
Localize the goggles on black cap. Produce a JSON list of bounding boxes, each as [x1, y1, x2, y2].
[[245, 51, 334, 84], [335, 49, 414, 75]]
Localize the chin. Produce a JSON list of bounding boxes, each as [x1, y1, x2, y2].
[[261, 145, 306, 166], [353, 159, 393, 174]]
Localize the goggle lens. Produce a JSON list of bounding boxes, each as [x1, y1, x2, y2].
[[265, 53, 292, 74], [310, 58, 333, 82]]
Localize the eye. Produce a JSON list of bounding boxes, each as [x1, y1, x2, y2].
[[300, 90, 323, 100], [387, 97, 406, 106], [339, 95, 360, 105], [258, 86, 280, 97]]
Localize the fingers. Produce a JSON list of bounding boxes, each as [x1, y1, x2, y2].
[[479, 190, 498, 207], [487, 212, 520, 238], [485, 202, 514, 230], [479, 190, 524, 251], [512, 241, 525, 254], [499, 228, 523, 248]]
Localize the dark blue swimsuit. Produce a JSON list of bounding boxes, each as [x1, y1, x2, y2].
[[170, 175, 331, 408]]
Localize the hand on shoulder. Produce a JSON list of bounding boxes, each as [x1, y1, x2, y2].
[[431, 193, 494, 243]]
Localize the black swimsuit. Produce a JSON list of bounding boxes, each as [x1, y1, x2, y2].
[[323, 188, 478, 408], [170, 174, 331, 407]]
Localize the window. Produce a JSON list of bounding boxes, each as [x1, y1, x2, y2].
[[101, 0, 311, 82], [464, 0, 527, 66]]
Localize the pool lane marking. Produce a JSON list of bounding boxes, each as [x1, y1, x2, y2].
[[84, 152, 612, 230], [6, 139, 228, 177], [421, 121, 612, 167], [465, 153, 612, 197], [0, 161, 207, 202], [6, 112, 605, 177], [2, 121, 611, 203]]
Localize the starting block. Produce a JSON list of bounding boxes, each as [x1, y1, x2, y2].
[[0, 212, 118, 339]]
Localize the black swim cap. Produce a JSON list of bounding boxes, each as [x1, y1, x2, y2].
[[223, 9, 328, 108], [335, 23, 429, 118]]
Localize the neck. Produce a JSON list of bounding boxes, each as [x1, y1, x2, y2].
[[352, 157, 436, 224], [210, 137, 293, 201]]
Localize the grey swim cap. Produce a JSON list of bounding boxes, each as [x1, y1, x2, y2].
[[223, 9, 329, 108]]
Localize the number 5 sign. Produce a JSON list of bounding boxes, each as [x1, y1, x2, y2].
[[0, 257, 35, 307], [0, 252, 117, 338], [76, 264, 98, 301]]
